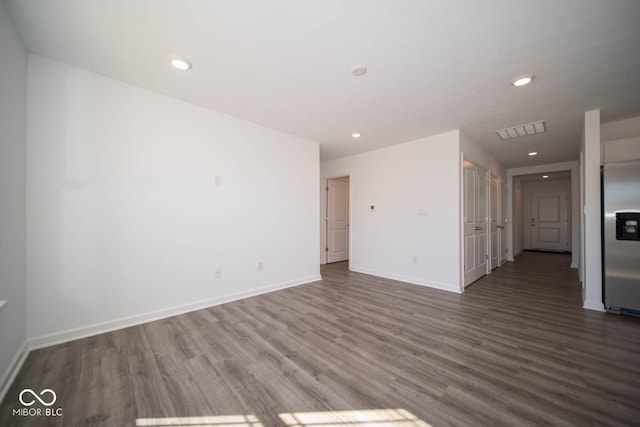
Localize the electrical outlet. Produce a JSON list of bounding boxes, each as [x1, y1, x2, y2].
[[215, 176, 222, 187], [214, 267, 222, 279], [412, 256, 418, 264], [258, 262, 263, 271]]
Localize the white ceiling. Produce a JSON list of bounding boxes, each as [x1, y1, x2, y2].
[[6, 0, 640, 167]]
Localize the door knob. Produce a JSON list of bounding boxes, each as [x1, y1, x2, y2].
[[475, 226, 482, 230]]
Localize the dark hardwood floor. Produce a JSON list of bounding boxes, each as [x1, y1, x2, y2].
[[2, 252, 639, 426]]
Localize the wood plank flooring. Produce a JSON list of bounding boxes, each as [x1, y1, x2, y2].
[[2, 251, 639, 426]]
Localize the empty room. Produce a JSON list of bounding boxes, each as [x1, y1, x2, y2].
[[1, 1, 640, 426]]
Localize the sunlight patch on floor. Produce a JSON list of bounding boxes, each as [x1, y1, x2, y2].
[[136, 408, 431, 427], [279, 408, 432, 426], [135, 414, 263, 427]]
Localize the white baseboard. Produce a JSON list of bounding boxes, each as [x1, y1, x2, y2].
[[29, 275, 321, 350], [0, 340, 29, 405], [349, 265, 461, 294], [583, 300, 605, 312], [570, 261, 579, 269]]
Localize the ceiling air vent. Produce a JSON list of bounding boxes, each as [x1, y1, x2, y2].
[[496, 120, 546, 140]]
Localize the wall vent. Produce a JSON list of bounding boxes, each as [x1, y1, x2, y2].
[[496, 120, 546, 140]]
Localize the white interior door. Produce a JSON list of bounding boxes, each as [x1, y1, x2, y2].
[[500, 181, 508, 263], [531, 191, 568, 251], [476, 166, 488, 274], [489, 174, 499, 270], [463, 161, 477, 285], [463, 160, 487, 286], [327, 178, 349, 263]]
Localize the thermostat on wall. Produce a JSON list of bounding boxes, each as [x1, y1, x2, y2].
[[370, 205, 375, 211]]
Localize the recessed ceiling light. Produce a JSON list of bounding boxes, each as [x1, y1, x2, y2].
[[528, 151, 538, 156], [512, 75, 535, 87], [351, 133, 361, 138], [351, 65, 367, 77], [170, 58, 192, 71], [542, 175, 549, 179]]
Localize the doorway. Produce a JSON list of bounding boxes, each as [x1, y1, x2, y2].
[[326, 177, 349, 263], [507, 164, 579, 269], [512, 171, 572, 254]]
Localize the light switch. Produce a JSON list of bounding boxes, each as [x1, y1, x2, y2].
[[418, 208, 428, 216]]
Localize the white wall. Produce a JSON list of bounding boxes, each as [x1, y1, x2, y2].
[[26, 55, 320, 346], [522, 179, 572, 250], [459, 132, 506, 180], [601, 116, 640, 163], [320, 130, 461, 293], [601, 117, 640, 163], [581, 109, 603, 311], [0, 0, 28, 402], [601, 116, 640, 143], [602, 137, 640, 163]]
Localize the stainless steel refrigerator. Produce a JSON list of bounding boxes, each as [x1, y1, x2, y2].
[[603, 159, 640, 315]]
